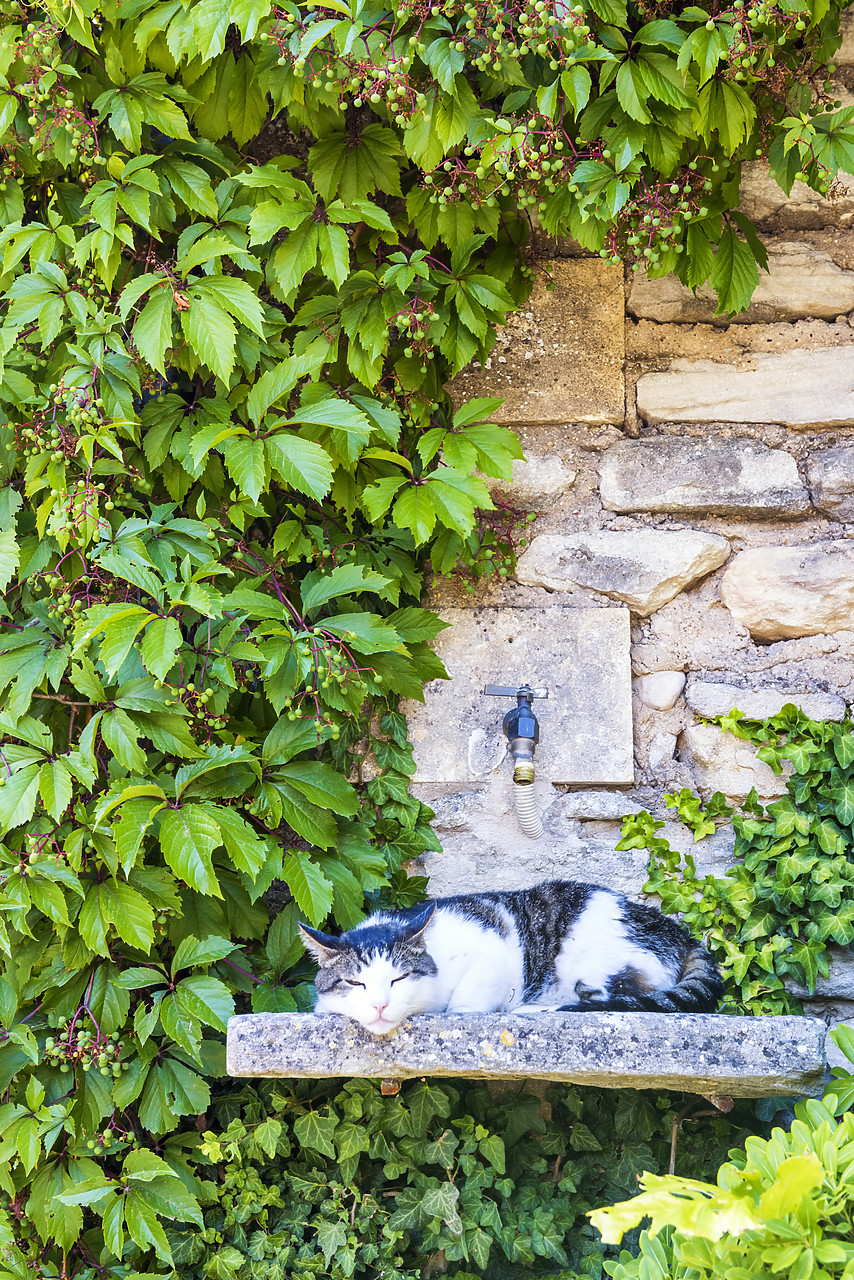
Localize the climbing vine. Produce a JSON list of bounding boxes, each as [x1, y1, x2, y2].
[[618, 707, 854, 1015], [1, 0, 853, 1269]]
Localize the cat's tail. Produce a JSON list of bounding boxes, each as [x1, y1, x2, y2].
[[560, 944, 723, 1014]]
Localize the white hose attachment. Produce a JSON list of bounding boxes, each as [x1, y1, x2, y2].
[[512, 760, 543, 840]]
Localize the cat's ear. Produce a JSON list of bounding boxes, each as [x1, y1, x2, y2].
[[402, 901, 437, 943], [299, 923, 343, 965]]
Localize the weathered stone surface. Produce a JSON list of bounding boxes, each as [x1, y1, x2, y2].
[[839, 6, 854, 63], [483, 452, 576, 510], [628, 242, 854, 323], [448, 259, 625, 425], [807, 445, 854, 521], [600, 438, 809, 518], [226, 1011, 826, 1097], [515, 531, 730, 617], [557, 790, 645, 820], [635, 671, 686, 710], [404, 607, 633, 785], [680, 724, 792, 801], [720, 541, 854, 641], [686, 680, 846, 722], [647, 732, 678, 772], [637, 348, 854, 429], [413, 790, 736, 900], [739, 162, 854, 228]]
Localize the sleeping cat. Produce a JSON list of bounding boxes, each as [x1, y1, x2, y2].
[[299, 879, 722, 1035]]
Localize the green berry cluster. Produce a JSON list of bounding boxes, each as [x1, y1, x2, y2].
[[44, 1021, 130, 1078], [458, 506, 536, 592], [160, 679, 228, 735], [6, 24, 103, 168], [84, 1126, 134, 1157], [31, 569, 89, 624], [424, 118, 573, 212], [603, 164, 714, 270]]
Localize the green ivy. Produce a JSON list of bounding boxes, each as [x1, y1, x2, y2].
[[163, 1076, 754, 1280], [617, 708, 854, 1015], [590, 1028, 854, 1280]]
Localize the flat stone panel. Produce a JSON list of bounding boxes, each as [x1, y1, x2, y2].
[[404, 607, 633, 785], [599, 439, 810, 518], [448, 259, 625, 425], [515, 530, 730, 617], [628, 242, 854, 323], [226, 1011, 826, 1097], [686, 679, 846, 722], [720, 541, 854, 640], [636, 348, 854, 429]]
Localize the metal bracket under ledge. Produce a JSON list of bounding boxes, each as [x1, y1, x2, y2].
[[226, 1011, 827, 1099]]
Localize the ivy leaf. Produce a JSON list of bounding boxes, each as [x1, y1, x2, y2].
[[266, 433, 333, 501], [171, 933, 235, 973], [140, 616, 183, 682], [133, 289, 173, 375], [293, 1110, 337, 1158], [0, 526, 20, 593], [300, 563, 391, 613], [276, 761, 359, 815], [160, 806, 222, 898], [78, 880, 155, 954], [709, 227, 759, 317], [38, 759, 72, 822], [181, 288, 237, 384], [174, 974, 234, 1032], [282, 851, 334, 925]]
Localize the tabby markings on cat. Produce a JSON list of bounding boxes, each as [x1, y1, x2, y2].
[[299, 879, 722, 1035]]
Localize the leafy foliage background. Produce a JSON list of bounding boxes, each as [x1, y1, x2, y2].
[[619, 708, 854, 1016], [1, 0, 854, 1272]]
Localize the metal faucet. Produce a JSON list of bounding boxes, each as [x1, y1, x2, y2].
[[483, 684, 548, 782]]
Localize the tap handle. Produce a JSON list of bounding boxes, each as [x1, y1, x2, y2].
[[483, 684, 549, 699]]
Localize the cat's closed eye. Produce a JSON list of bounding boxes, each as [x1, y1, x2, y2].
[[345, 979, 366, 988], [391, 973, 413, 985]]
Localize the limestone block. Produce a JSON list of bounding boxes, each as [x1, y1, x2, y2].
[[226, 1011, 826, 1097], [483, 451, 576, 510], [648, 732, 678, 772], [807, 445, 854, 520], [515, 530, 730, 617], [404, 607, 633, 785], [680, 724, 792, 801], [686, 679, 846, 722], [636, 348, 854, 429], [448, 259, 625, 425], [635, 671, 686, 710], [417, 818, 650, 897], [739, 162, 854, 228], [557, 791, 645, 820], [720, 541, 854, 641], [600, 438, 809, 518], [628, 242, 854, 323]]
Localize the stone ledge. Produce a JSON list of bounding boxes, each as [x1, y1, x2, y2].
[[226, 1012, 826, 1098]]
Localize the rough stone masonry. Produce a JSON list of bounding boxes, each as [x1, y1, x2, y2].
[[397, 11, 854, 1076]]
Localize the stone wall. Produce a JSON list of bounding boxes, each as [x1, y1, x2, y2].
[[404, 11, 854, 1067]]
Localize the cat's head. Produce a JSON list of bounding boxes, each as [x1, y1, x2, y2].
[[299, 904, 438, 1035]]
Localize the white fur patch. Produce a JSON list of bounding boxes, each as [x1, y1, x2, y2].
[[552, 891, 673, 1004]]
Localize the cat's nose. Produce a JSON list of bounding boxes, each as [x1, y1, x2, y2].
[[373, 1002, 388, 1016]]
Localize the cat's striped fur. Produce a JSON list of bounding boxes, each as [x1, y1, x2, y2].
[[300, 879, 722, 1035]]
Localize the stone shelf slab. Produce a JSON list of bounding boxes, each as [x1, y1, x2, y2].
[[227, 1011, 826, 1098]]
